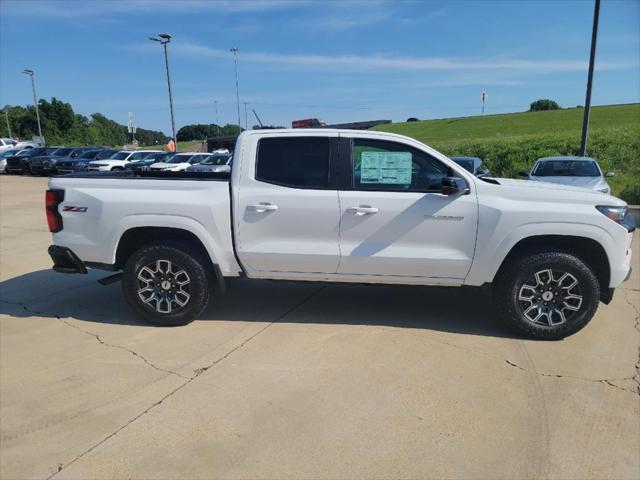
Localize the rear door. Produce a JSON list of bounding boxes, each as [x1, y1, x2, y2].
[[337, 135, 478, 281], [235, 133, 341, 275]]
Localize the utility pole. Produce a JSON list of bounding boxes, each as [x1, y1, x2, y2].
[[21, 69, 44, 144], [229, 48, 242, 134], [3, 110, 11, 137], [127, 112, 137, 143], [243, 101, 249, 130], [481, 91, 488, 115], [150, 34, 177, 148], [214, 100, 220, 136], [579, 0, 600, 157]]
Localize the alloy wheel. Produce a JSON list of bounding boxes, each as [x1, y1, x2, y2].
[[136, 259, 191, 314], [517, 269, 583, 326]]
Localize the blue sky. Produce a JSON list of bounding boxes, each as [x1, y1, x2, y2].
[[1, 0, 638, 134]]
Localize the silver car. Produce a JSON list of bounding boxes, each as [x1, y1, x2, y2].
[[523, 156, 614, 194]]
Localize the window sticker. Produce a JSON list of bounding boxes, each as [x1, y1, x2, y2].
[[360, 151, 412, 184]]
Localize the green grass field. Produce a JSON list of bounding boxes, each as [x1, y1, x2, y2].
[[373, 104, 640, 203]]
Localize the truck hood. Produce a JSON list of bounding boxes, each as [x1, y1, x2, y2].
[[487, 178, 625, 206], [528, 175, 607, 190]]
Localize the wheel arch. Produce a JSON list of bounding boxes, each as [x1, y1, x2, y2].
[[493, 234, 610, 297], [114, 226, 226, 293]]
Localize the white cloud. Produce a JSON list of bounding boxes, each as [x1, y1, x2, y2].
[[131, 42, 637, 73]]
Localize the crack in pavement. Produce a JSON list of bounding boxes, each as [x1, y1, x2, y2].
[[2, 300, 190, 380], [504, 359, 638, 395], [45, 285, 326, 480], [623, 289, 640, 395]]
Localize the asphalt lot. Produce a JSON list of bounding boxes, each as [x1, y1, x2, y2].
[[0, 174, 638, 480]]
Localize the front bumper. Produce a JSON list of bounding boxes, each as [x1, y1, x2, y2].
[[48, 245, 87, 274]]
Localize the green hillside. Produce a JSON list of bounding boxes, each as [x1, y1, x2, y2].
[[373, 104, 640, 203]]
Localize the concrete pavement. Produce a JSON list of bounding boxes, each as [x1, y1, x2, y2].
[[1, 175, 638, 479]]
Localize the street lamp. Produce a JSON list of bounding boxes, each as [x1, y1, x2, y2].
[[21, 69, 44, 144], [229, 48, 242, 134], [150, 33, 177, 148]]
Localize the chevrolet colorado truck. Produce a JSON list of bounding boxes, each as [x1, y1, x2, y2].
[[46, 130, 634, 339]]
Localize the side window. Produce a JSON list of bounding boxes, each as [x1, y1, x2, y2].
[[352, 139, 449, 192], [256, 137, 330, 189]]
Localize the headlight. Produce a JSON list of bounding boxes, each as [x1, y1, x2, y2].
[[596, 205, 627, 225]]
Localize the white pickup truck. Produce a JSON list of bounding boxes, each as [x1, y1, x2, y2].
[[46, 129, 634, 339]]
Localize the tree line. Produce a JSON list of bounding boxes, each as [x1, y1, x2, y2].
[[1, 97, 169, 146]]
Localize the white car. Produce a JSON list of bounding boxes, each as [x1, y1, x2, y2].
[[0, 138, 18, 153], [47, 129, 634, 340], [524, 156, 613, 194], [88, 150, 163, 172], [149, 152, 212, 172]]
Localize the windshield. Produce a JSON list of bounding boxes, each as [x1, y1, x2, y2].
[[166, 154, 193, 164], [453, 159, 474, 173], [200, 155, 230, 166], [0, 149, 18, 158], [143, 152, 165, 160], [95, 150, 116, 159], [51, 148, 73, 157], [79, 150, 101, 159], [109, 151, 131, 160], [532, 160, 600, 177]]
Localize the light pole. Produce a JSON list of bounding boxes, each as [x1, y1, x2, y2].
[[214, 100, 220, 136], [579, 0, 601, 156], [22, 69, 44, 144], [3, 109, 11, 138], [229, 48, 242, 134], [243, 101, 249, 130], [481, 91, 488, 115], [150, 33, 177, 148]]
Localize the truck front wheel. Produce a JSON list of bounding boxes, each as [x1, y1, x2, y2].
[[494, 250, 600, 340], [122, 243, 210, 326]]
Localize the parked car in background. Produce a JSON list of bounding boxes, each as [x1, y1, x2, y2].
[[30, 147, 94, 176], [0, 148, 21, 172], [451, 156, 491, 177], [87, 150, 134, 171], [521, 156, 613, 194], [125, 152, 174, 172], [57, 149, 116, 174], [0, 138, 18, 153], [14, 140, 42, 150], [186, 153, 232, 173], [149, 152, 212, 172], [5, 147, 56, 174]]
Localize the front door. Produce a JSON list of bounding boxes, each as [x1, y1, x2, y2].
[[337, 137, 478, 281], [235, 134, 341, 275]]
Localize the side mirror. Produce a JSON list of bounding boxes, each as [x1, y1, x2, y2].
[[605, 171, 615, 177], [518, 171, 529, 178], [441, 177, 469, 196]]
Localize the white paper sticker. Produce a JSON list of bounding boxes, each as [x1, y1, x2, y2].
[[360, 151, 412, 184]]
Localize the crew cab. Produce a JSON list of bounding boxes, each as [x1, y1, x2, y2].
[[46, 130, 634, 339]]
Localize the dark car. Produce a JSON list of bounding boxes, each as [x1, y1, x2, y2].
[[29, 147, 98, 175], [57, 149, 116, 174], [186, 154, 232, 173], [5, 147, 57, 174], [125, 152, 175, 172], [450, 156, 491, 177]]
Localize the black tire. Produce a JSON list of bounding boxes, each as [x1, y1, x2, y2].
[[494, 250, 600, 340], [122, 243, 210, 326], [111, 167, 123, 171]]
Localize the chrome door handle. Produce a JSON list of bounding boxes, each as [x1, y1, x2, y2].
[[247, 203, 279, 213], [347, 205, 379, 216]]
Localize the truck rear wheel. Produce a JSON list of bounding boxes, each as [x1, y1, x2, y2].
[[122, 243, 210, 326], [494, 250, 600, 340]]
